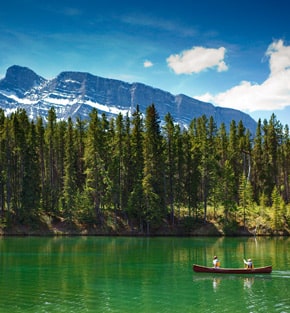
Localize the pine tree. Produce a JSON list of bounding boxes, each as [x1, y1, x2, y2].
[[196, 115, 218, 222], [55, 120, 67, 207], [239, 173, 253, 228], [271, 186, 283, 231], [213, 122, 228, 216], [127, 105, 145, 230], [280, 125, 290, 203], [262, 114, 282, 203], [252, 119, 264, 203], [173, 124, 184, 222], [21, 121, 41, 217], [63, 117, 78, 219], [44, 108, 58, 212], [142, 104, 165, 233], [110, 113, 125, 216], [185, 121, 201, 217], [35, 117, 46, 211], [10, 110, 29, 217], [163, 113, 176, 225], [221, 160, 236, 221], [228, 120, 239, 203], [4, 117, 12, 215], [74, 117, 87, 191], [0, 110, 6, 213], [122, 114, 133, 215], [84, 110, 110, 222]]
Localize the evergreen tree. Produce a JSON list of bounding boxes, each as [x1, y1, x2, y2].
[[127, 105, 145, 230], [63, 117, 78, 219], [35, 117, 46, 211], [221, 160, 236, 221], [0, 110, 6, 212], [172, 124, 184, 222], [271, 186, 284, 231], [239, 173, 254, 227], [10, 110, 29, 217], [213, 122, 228, 216], [252, 119, 264, 203], [74, 117, 87, 191], [122, 114, 133, 215], [109, 113, 125, 216], [44, 108, 58, 212], [262, 114, 282, 204], [55, 120, 67, 206], [142, 104, 165, 233], [281, 125, 290, 203], [84, 110, 110, 222], [163, 113, 176, 225], [21, 121, 41, 217], [195, 115, 218, 222], [4, 117, 13, 215], [184, 122, 200, 217], [228, 120, 240, 204]]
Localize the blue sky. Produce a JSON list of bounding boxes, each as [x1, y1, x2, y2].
[[1, 0, 290, 127]]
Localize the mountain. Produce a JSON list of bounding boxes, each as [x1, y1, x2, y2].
[[0, 65, 257, 133]]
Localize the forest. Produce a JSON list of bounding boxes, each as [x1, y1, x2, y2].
[[0, 104, 289, 236]]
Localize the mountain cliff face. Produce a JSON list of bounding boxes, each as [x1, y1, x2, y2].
[[0, 65, 257, 133]]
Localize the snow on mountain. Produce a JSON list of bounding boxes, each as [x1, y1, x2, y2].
[[0, 65, 257, 133]]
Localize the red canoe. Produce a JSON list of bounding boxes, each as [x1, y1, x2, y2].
[[193, 264, 272, 274]]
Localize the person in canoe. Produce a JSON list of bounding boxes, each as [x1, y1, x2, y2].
[[244, 258, 254, 269], [213, 256, 220, 268]]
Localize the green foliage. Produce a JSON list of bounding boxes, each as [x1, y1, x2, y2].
[[271, 186, 285, 231], [0, 106, 290, 234]]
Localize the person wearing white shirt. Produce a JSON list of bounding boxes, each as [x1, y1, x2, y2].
[[213, 256, 220, 268], [244, 258, 253, 269]]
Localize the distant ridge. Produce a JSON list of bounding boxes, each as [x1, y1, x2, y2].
[[0, 65, 257, 133]]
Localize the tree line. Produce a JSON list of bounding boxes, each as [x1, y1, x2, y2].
[[0, 105, 289, 234]]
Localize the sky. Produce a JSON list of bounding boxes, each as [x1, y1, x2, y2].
[[1, 0, 290, 127]]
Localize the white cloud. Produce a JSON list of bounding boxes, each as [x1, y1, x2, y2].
[[196, 40, 290, 112], [266, 39, 290, 75], [167, 46, 228, 74], [144, 60, 153, 68]]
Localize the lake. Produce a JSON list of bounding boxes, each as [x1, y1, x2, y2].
[[0, 236, 289, 313]]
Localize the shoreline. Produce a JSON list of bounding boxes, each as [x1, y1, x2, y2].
[[1, 219, 288, 237]]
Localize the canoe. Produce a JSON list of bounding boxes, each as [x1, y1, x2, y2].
[[193, 264, 272, 274]]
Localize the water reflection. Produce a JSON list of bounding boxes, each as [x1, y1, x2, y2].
[[212, 277, 221, 291], [211, 276, 255, 290], [243, 277, 254, 289], [193, 274, 273, 291]]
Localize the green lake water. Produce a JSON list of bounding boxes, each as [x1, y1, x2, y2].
[[0, 236, 289, 313]]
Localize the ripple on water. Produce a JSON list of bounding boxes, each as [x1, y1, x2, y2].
[[271, 270, 290, 278]]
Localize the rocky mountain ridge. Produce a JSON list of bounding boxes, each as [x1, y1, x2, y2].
[[0, 65, 257, 133]]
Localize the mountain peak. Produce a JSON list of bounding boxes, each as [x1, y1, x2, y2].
[[0, 65, 45, 96]]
